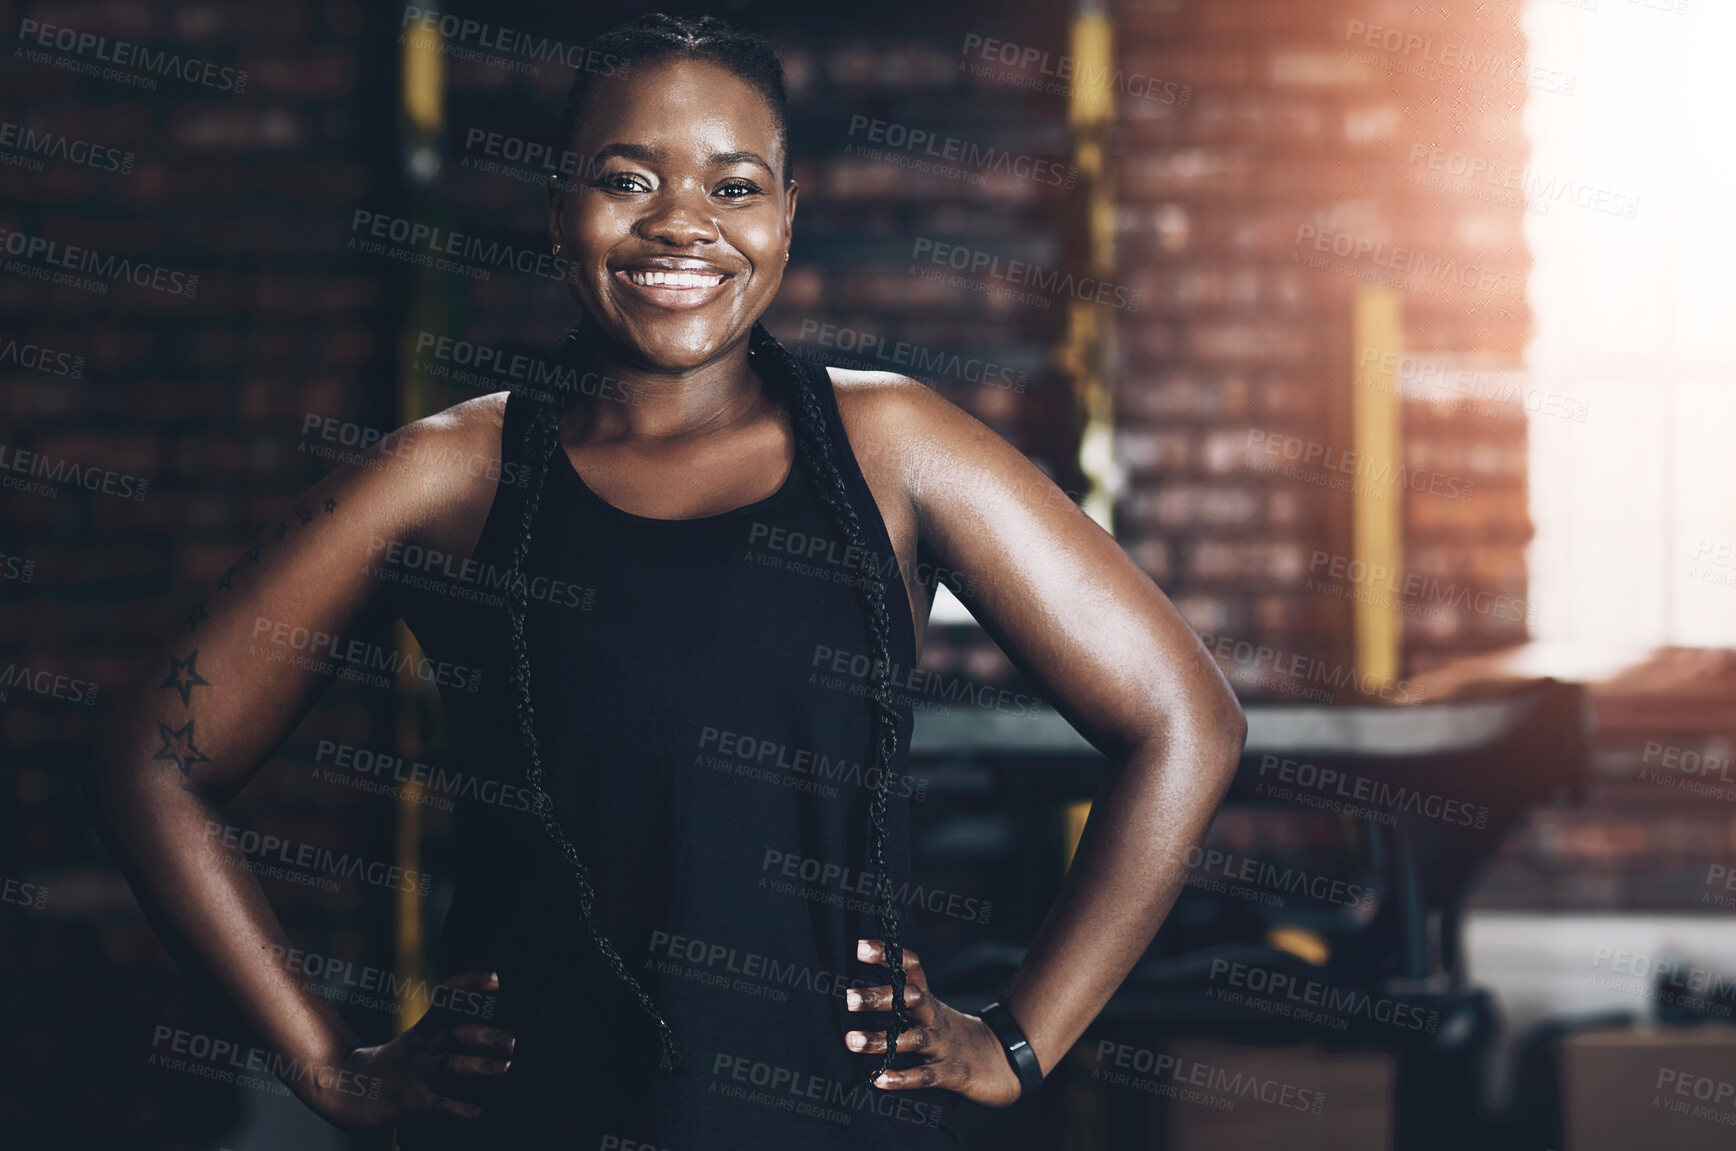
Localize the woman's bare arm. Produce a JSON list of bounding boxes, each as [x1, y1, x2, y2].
[[80, 394, 516, 1127], [835, 372, 1247, 1085]]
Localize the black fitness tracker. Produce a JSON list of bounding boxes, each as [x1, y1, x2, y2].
[[978, 1000, 1044, 1099]]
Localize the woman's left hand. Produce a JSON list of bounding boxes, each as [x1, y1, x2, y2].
[[844, 938, 1026, 1109]]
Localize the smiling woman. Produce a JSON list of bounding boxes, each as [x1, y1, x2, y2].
[[82, 11, 1246, 1151]]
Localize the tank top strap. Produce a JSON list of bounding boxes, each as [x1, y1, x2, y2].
[[781, 344, 919, 671]]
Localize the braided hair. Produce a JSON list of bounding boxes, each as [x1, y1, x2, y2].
[[505, 14, 914, 1086]]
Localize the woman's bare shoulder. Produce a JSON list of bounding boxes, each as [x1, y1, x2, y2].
[[352, 389, 519, 558], [822, 365, 1014, 502]]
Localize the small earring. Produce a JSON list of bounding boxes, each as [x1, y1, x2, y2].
[[552, 242, 562, 256], [783, 250, 790, 263]]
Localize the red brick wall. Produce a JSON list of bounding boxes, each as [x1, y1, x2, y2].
[[1, 1, 401, 1139], [1110, 0, 1535, 699]]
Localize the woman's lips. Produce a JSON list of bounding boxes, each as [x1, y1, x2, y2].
[[612, 267, 734, 309]]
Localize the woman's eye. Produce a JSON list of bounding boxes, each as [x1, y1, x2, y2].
[[599, 172, 650, 192], [716, 181, 761, 200]]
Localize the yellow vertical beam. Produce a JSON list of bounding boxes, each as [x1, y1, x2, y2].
[[1063, 6, 1118, 536], [393, 19, 445, 1038], [1351, 285, 1404, 688], [1061, 6, 1117, 877]]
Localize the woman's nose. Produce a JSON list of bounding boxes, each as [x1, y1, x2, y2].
[[635, 189, 719, 247]]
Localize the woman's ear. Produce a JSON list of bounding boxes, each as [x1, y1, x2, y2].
[[783, 179, 799, 247]]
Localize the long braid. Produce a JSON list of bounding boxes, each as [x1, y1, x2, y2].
[[748, 323, 914, 1087], [502, 330, 682, 1073]]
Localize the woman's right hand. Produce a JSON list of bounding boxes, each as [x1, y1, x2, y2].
[[308, 970, 516, 1132]]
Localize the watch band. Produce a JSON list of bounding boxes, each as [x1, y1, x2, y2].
[[978, 1000, 1044, 1099]]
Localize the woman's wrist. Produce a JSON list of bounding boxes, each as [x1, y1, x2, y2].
[[977, 1000, 1046, 1100]]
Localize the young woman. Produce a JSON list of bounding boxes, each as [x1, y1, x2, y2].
[[83, 14, 1246, 1149]]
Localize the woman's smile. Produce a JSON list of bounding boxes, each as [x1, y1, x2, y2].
[[612, 258, 737, 310]]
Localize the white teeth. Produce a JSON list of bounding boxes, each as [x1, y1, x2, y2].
[[625, 270, 726, 287]]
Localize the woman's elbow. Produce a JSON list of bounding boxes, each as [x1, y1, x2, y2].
[[1194, 687, 1247, 784]]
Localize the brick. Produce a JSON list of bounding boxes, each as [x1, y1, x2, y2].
[[1188, 319, 1314, 364], [1120, 147, 1257, 198], [1116, 427, 1192, 473], [1117, 372, 1252, 420], [1186, 538, 1312, 583], [1120, 483, 1264, 530], [1172, 592, 1246, 636]]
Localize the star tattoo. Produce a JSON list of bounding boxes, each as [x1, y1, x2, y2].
[[274, 522, 288, 539], [296, 506, 313, 524], [184, 601, 209, 633], [161, 651, 211, 706], [323, 498, 337, 513], [216, 563, 238, 592], [245, 543, 263, 564], [153, 721, 210, 776]]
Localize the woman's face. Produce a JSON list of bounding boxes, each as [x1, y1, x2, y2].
[[549, 57, 796, 372]]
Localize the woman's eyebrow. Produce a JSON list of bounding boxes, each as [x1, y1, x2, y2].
[[588, 143, 773, 178], [710, 150, 774, 176], [591, 142, 666, 165]]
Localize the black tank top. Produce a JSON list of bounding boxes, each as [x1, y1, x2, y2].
[[399, 344, 963, 1150]]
